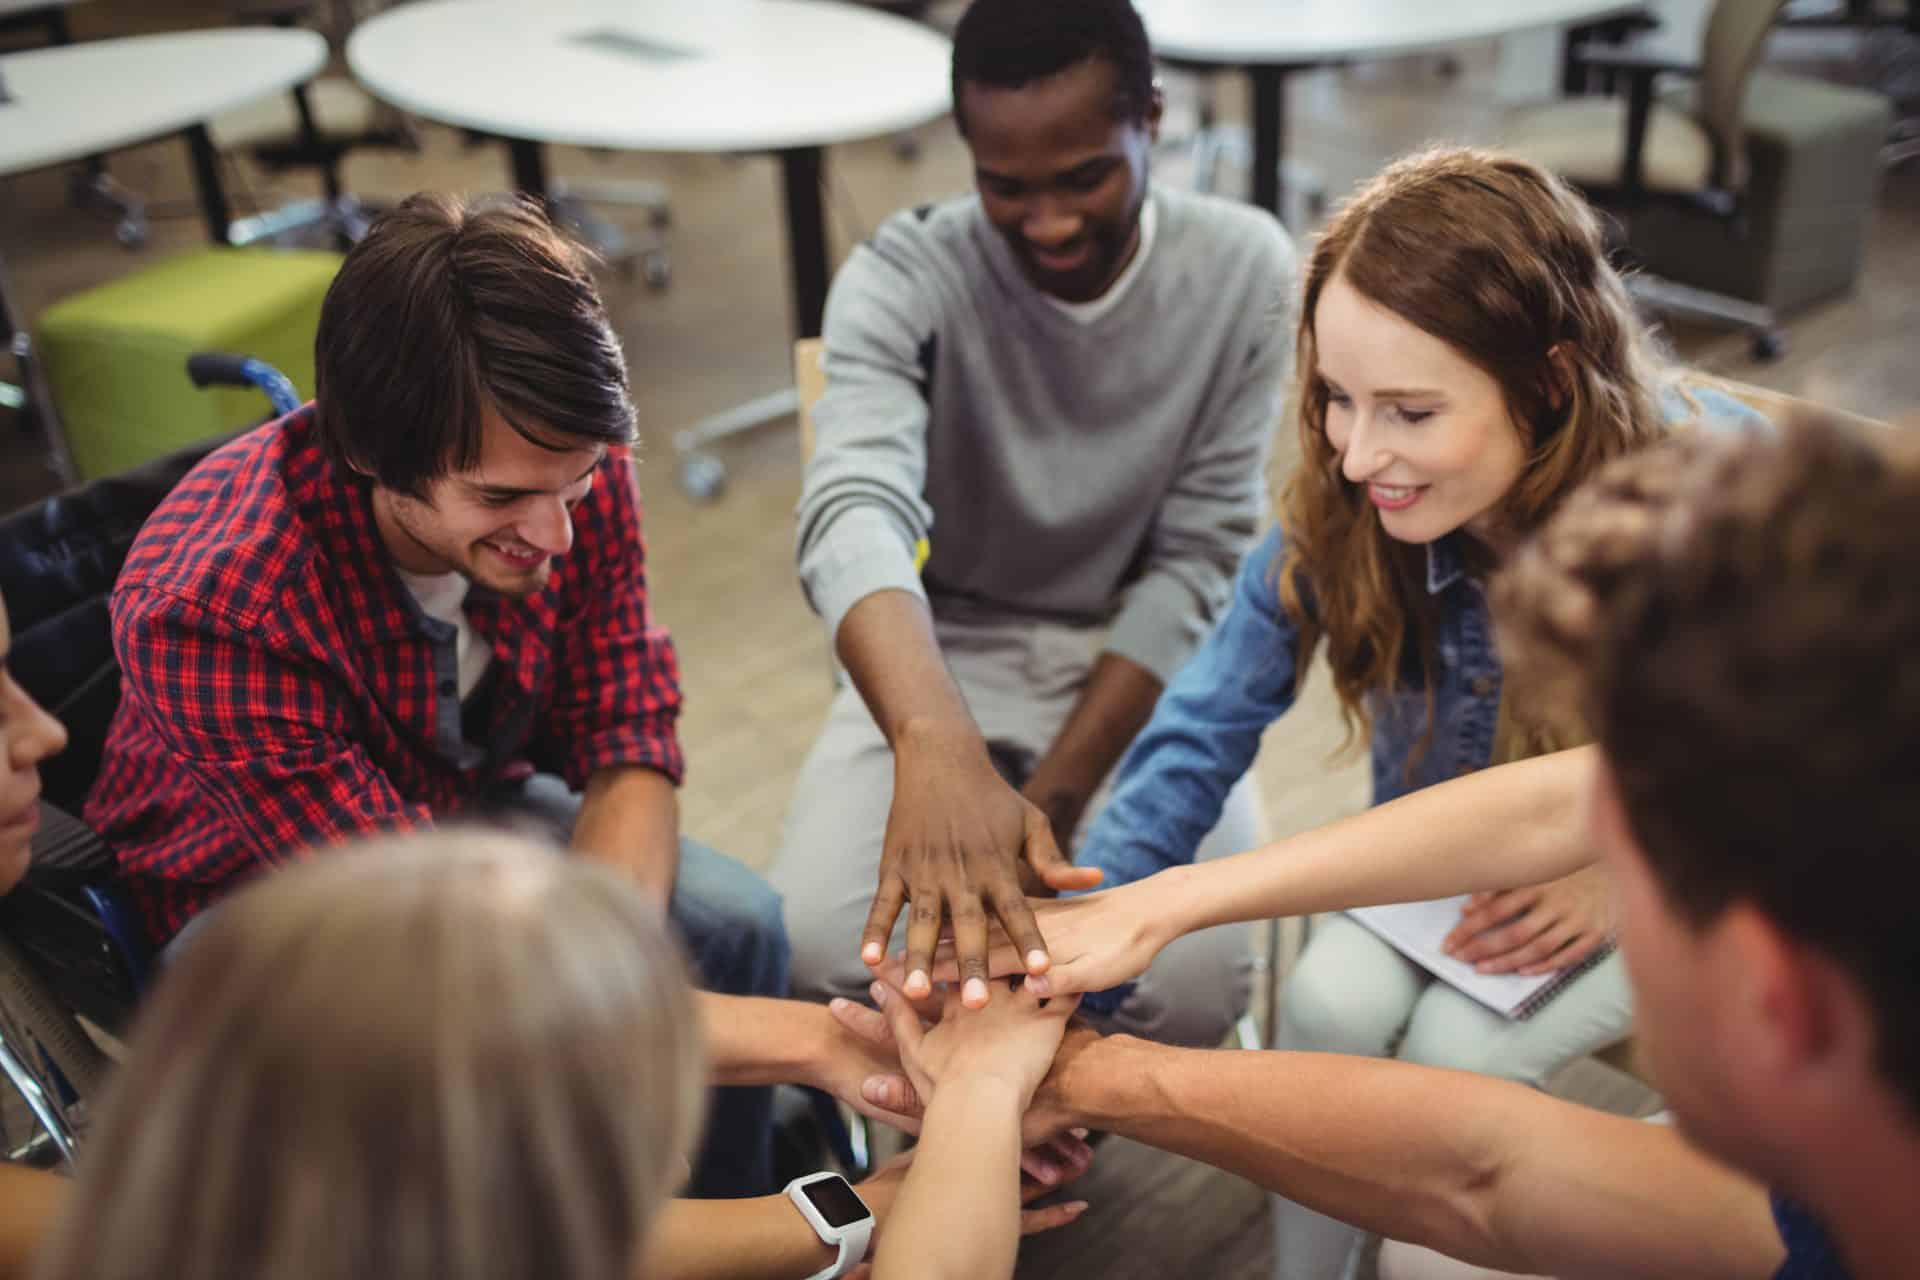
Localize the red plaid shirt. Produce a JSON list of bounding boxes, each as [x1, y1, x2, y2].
[[84, 407, 684, 945]]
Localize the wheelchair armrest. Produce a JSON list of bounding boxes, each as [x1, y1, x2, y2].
[[27, 801, 116, 885], [0, 803, 147, 1031]]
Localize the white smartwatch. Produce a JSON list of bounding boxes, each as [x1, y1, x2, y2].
[[783, 1171, 874, 1280]]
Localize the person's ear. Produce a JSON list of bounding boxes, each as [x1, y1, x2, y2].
[[1720, 904, 1874, 1108]]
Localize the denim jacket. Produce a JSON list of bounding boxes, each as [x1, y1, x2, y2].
[[1079, 384, 1769, 894]]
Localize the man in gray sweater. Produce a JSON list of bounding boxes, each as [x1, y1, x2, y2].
[[771, 0, 1297, 1046]]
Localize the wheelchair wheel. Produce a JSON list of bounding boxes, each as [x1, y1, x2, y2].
[[0, 936, 111, 1168]]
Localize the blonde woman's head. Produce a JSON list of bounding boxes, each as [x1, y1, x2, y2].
[[34, 830, 706, 1280]]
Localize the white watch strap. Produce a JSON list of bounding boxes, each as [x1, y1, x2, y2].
[[791, 1180, 873, 1280], [802, 1217, 871, 1280]]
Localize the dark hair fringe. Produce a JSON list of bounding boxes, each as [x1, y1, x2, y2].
[[313, 192, 636, 497], [950, 0, 1155, 134]]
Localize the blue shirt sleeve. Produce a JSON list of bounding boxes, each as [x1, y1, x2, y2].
[[1772, 1195, 1851, 1280], [1078, 526, 1304, 891]]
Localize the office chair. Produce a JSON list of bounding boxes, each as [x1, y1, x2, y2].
[[211, 0, 420, 248], [1506, 0, 1795, 360], [1778, 0, 1920, 167], [1154, 62, 1328, 229], [544, 173, 673, 290]]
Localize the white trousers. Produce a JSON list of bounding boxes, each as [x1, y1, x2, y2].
[[1269, 913, 1634, 1280]]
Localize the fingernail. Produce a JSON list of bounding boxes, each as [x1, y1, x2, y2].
[[1027, 975, 1052, 997], [1038, 1164, 1058, 1184], [862, 941, 882, 963], [870, 981, 887, 1006], [1071, 1127, 1089, 1140], [1066, 1201, 1089, 1215], [964, 977, 988, 1005], [908, 970, 929, 995], [830, 997, 847, 1013], [1027, 949, 1049, 972]]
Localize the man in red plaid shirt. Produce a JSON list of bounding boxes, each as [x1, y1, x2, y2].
[[84, 194, 801, 1198]]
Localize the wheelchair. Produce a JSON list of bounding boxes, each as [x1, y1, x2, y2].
[[0, 355, 294, 1168]]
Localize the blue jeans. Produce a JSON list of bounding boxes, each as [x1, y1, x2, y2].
[[484, 775, 792, 1199], [666, 833, 792, 1198]]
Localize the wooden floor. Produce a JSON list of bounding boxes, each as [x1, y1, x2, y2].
[[4, 3, 1917, 1275]]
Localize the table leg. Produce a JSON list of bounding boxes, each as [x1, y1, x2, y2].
[[0, 253, 76, 485], [0, 3, 71, 44], [777, 146, 829, 339], [670, 145, 829, 500], [507, 136, 551, 201], [1249, 65, 1286, 221], [183, 124, 232, 244]]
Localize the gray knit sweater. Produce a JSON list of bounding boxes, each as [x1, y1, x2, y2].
[[796, 186, 1297, 683]]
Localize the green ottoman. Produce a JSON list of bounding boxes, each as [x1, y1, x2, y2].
[[1632, 72, 1893, 314], [36, 247, 342, 479]]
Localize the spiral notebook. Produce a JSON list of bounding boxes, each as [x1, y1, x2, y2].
[[1347, 895, 1615, 1021]]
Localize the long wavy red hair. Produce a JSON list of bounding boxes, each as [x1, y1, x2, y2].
[[1277, 147, 1666, 753]]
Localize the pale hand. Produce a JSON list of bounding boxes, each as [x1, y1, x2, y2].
[[877, 979, 1079, 1110], [900, 876, 1171, 1000], [835, 987, 1095, 1182], [810, 1000, 928, 1135], [853, 1144, 1093, 1258], [1442, 863, 1616, 976]]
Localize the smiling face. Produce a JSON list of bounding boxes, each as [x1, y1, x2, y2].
[[1314, 270, 1531, 547], [370, 404, 605, 599], [960, 57, 1160, 304], [0, 598, 70, 894]]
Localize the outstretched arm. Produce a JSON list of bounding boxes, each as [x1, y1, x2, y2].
[[1037, 1032, 1783, 1280], [0, 1165, 65, 1280], [927, 746, 1602, 999], [695, 993, 919, 1132], [836, 590, 1099, 1008], [870, 984, 1085, 1280]]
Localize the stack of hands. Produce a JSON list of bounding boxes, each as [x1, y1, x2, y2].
[[857, 857, 1614, 1022], [816, 977, 1098, 1278], [830, 979, 1095, 1177], [822, 777, 1614, 1269]]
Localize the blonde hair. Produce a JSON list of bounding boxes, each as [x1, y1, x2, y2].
[[1277, 146, 1666, 757], [33, 831, 705, 1280]]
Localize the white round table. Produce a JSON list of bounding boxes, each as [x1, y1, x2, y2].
[[1137, 0, 1648, 216], [348, 0, 953, 339], [0, 28, 328, 236], [0, 27, 324, 482]]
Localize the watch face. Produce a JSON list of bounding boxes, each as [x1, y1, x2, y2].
[[802, 1176, 870, 1229]]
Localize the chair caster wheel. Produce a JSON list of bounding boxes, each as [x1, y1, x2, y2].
[[678, 453, 726, 501], [642, 250, 671, 291], [1750, 329, 1786, 362]]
